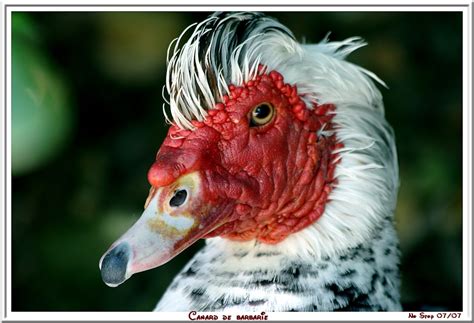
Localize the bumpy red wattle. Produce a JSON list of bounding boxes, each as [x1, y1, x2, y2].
[[149, 69, 342, 244]]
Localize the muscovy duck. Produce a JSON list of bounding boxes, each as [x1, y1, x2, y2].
[[99, 12, 401, 312]]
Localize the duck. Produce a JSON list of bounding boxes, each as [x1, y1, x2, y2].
[[99, 11, 401, 312]]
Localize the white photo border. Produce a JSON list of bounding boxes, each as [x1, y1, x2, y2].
[[1, 1, 471, 321]]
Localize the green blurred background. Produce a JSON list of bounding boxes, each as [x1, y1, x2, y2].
[[11, 11, 463, 311]]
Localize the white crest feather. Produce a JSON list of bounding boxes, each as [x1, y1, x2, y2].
[[164, 12, 292, 129]]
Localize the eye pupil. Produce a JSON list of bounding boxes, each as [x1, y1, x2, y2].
[[169, 189, 187, 207], [254, 104, 270, 119]]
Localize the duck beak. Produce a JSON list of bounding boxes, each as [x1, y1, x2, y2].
[[99, 172, 217, 287]]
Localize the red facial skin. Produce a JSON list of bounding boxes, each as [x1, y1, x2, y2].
[[147, 70, 341, 244]]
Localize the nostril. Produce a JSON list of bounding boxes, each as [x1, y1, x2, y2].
[[100, 242, 130, 287], [169, 189, 188, 207]]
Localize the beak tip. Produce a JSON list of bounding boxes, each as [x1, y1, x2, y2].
[[100, 242, 131, 287]]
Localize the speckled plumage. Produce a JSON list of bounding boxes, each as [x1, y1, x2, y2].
[[155, 217, 400, 311]]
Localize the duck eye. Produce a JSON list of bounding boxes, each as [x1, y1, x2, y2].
[[169, 189, 187, 207], [250, 103, 275, 127]]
